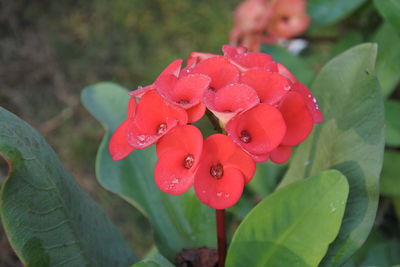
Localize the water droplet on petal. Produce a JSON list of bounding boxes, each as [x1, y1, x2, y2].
[[224, 193, 230, 198], [156, 123, 167, 135], [284, 85, 291, 91], [313, 97, 317, 103], [216, 192, 223, 197], [308, 94, 312, 98]]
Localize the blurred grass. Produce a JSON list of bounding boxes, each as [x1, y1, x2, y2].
[[0, 0, 240, 262]]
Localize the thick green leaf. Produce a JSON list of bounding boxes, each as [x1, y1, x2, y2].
[[278, 44, 385, 266], [372, 23, 400, 98], [374, 0, 400, 33], [380, 151, 400, 197], [261, 45, 314, 86], [81, 83, 216, 259], [132, 253, 174, 267], [385, 101, 400, 146], [226, 170, 349, 267], [0, 107, 136, 266], [308, 0, 366, 27]]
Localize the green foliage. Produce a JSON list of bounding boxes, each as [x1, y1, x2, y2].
[[372, 23, 400, 98], [307, 0, 367, 27], [226, 170, 349, 267], [279, 44, 385, 266], [0, 107, 136, 266], [132, 253, 174, 267], [81, 83, 216, 260], [374, 0, 400, 33], [348, 230, 400, 267], [385, 100, 400, 146], [380, 151, 400, 197]]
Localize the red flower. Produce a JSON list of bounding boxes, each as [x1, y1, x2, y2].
[[191, 56, 240, 90], [270, 145, 292, 164], [108, 96, 137, 161], [203, 83, 259, 124], [108, 45, 323, 210], [155, 73, 211, 112], [126, 90, 188, 149], [292, 82, 323, 123], [226, 103, 286, 162], [278, 91, 313, 146], [194, 134, 255, 209], [155, 125, 203, 195], [240, 69, 291, 104]]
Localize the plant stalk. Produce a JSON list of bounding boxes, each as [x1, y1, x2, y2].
[[216, 209, 227, 267]]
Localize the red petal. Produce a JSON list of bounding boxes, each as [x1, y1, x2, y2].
[[226, 104, 286, 155], [128, 85, 154, 98], [128, 59, 182, 97], [201, 134, 255, 183], [279, 91, 313, 146], [277, 62, 298, 83], [250, 152, 269, 163], [292, 82, 323, 123], [156, 59, 183, 81], [156, 125, 203, 161], [194, 165, 245, 209], [186, 103, 206, 123], [155, 148, 195, 195], [192, 56, 240, 90], [126, 91, 187, 149], [187, 52, 219, 66], [241, 69, 291, 104], [109, 120, 134, 161], [222, 45, 247, 58], [270, 145, 292, 164], [127, 96, 136, 119], [156, 74, 210, 108], [231, 52, 276, 70], [203, 83, 259, 124]]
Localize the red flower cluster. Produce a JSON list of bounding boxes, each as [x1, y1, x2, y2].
[[230, 0, 310, 51], [109, 45, 322, 209]]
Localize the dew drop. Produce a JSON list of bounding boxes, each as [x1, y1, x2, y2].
[[308, 94, 312, 98], [156, 123, 167, 135], [224, 193, 230, 198], [137, 135, 147, 142], [284, 85, 291, 91], [216, 192, 223, 197], [313, 97, 317, 103]]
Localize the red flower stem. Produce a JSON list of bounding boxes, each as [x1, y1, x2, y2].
[[216, 209, 227, 267]]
